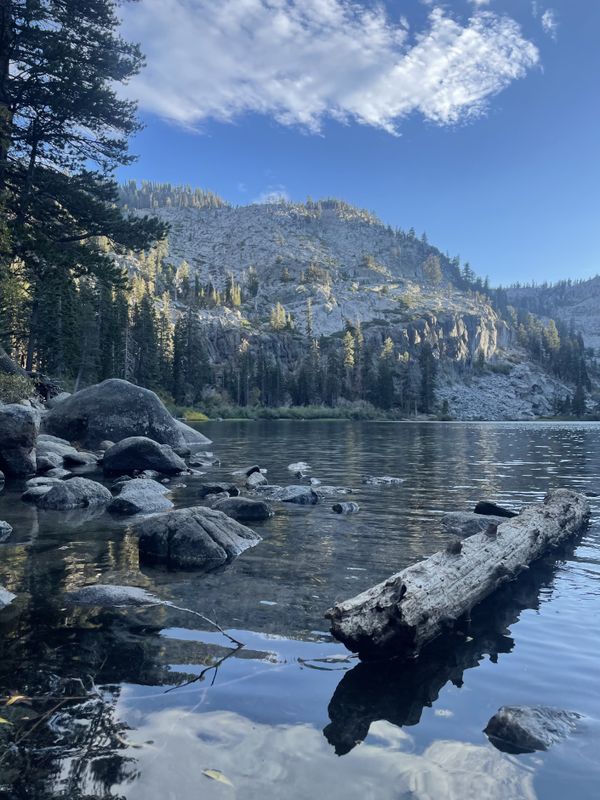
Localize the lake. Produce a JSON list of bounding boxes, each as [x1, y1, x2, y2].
[[0, 421, 599, 799]]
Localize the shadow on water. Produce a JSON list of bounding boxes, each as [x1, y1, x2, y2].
[[324, 542, 578, 756]]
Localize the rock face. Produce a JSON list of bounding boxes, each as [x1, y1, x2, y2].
[[0, 404, 40, 477], [135, 506, 261, 569], [212, 497, 274, 522], [35, 477, 112, 511], [43, 378, 211, 448], [102, 437, 187, 475], [0, 521, 13, 543], [484, 706, 581, 753], [108, 478, 173, 515]]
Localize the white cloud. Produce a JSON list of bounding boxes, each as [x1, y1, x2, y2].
[[120, 1, 539, 134], [253, 185, 290, 204], [469, 0, 491, 6], [541, 9, 558, 39]]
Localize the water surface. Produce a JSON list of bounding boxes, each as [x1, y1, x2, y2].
[[0, 421, 599, 799]]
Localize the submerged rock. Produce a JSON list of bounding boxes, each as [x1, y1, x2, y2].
[[332, 502, 360, 514], [0, 585, 16, 609], [135, 506, 261, 569], [441, 512, 507, 538], [362, 476, 404, 486], [198, 482, 240, 498], [288, 461, 311, 475], [103, 437, 186, 475], [258, 485, 319, 505], [43, 378, 212, 449], [64, 584, 160, 607], [0, 521, 13, 543], [63, 450, 98, 467], [212, 496, 274, 522], [35, 477, 112, 511], [232, 464, 262, 480], [22, 485, 54, 502], [484, 706, 581, 753], [246, 471, 268, 489], [475, 501, 518, 518], [0, 404, 40, 477], [108, 478, 173, 515]]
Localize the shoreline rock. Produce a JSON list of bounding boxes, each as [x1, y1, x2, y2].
[[102, 437, 186, 475], [0, 404, 40, 477]]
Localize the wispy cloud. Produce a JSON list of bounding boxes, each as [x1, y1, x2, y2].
[[253, 185, 290, 204], [541, 9, 558, 39], [121, 1, 539, 135]]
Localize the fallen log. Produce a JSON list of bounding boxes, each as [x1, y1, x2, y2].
[[326, 489, 590, 661]]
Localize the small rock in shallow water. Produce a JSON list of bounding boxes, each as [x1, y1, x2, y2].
[[288, 461, 311, 475], [213, 497, 274, 521], [246, 471, 268, 489], [259, 485, 319, 505], [332, 502, 360, 514], [198, 482, 240, 498], [25, 476, 63, 488], [108, 478, 173, 515], [64, 584, 160, 607], [362, 476, 404, 486], [103, 437, 186, 475], [484, 706, 581, 753], [45, 468, 72, 479], [35, 477, 112, 511]]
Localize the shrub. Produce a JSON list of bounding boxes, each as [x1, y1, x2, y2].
[[0, 374, 36, 404]]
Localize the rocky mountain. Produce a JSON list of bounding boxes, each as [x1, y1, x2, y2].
[[119, 187, 579, 420]]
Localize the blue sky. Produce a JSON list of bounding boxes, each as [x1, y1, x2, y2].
[[118, 0, 600, 287]]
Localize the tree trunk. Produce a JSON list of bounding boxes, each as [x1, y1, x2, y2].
[[326, 489, 590, 660], [0, 342, 27, 375]]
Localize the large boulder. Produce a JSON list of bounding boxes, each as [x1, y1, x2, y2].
[[0, 404, 40, 477], [108, 478, 173, 515], [43, 378, 211, 449], [484, 706, 581, 753], [135, 506, 261, 569], [102, 437, 186, 475], [212, 497, 274, 522], [35, 477, 112, 511]]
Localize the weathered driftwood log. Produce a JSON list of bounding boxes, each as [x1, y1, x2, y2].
[[326, 489, 590, 660]]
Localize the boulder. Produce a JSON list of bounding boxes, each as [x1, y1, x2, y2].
[[22, 485, 53, 502], [45, 467, 72, 479], [0, 521, 12, 543], [213, 497, 274, 522], [475, 501, 518, 518], [64, 584, 160, 607], [441, 512, 507, 538], [43, 378, 212, 449], [25, 476, 63, 488], [98, 440, 115, 452], [259, 485, 319, 505], [135, 506, 261, 569], [232, 464, 262, 480], [108, 478, 173, 515], [46, 391, 71, 409], [38, 434, 71, 447], [102, 437, 186, 475], [35, 477, 112, 511], [36, 453, 62, 471], [246, 471, 268, 489], [0, 586, 16, 609], [63, 450, 98, 467], [484, 706, 581, 753], [0, 404, 40, 477]]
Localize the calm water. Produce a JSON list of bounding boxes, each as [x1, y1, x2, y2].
[[0, 421, 599, 799]]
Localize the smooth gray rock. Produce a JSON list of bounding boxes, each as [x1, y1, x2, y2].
[[259, 485, 319, 505], [98, 440, 115, 451], [36, 453, 63, 471], [45, 467, 72, 479], [175, 418, 212, 446], [135, 506, 261, 569], [205, 491, 231, 507], [484, 706, 581, 753], [441, 512, 507, 538], [38, 434, 71, 447], [103, 437, 186, 475], [213, 497, 274, 522], [64, 584, 160, 607], [108, 478, 173, 515], [63, 450, 98, 467], [35, 477, 112, 511], [22, 485, 53, 502], [25, 476, 63, 488], [246, 471, 268, 489], [0, 521, 12, 543], [0, 585, 16, 608], [0, 404, 40, 477], [46, 391, 71, 409], [43, 378, 212, 448]]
